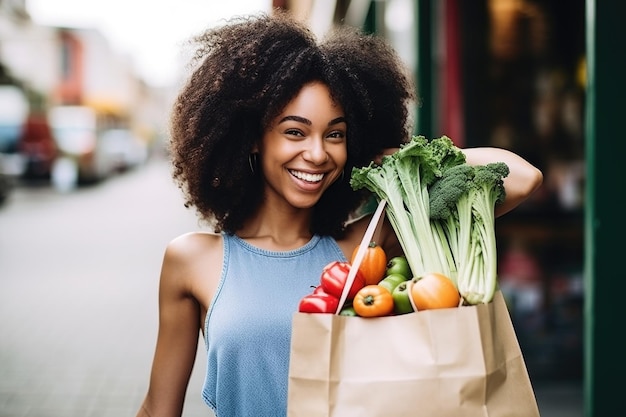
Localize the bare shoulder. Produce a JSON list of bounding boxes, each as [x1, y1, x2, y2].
[[165, 231, 222, 261], [160, 231, 224, 305]]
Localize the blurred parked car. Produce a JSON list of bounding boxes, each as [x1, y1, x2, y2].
[[0, 153, 14, 206], [0, 85, 28, 203], [48, 105, 117, 189], [18, 113, 58, 179], [99, 128, 148, 172]]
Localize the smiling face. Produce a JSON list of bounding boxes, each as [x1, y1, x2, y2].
[[257, 81, 348, 210]]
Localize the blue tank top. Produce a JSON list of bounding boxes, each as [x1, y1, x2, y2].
[[202, 233, 346, 417]]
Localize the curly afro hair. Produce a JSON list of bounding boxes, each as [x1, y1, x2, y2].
[[169, 11, 415, 237]]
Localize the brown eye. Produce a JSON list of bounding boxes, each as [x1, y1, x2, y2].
[[285, 129, 304, 137], [326, 130, 346, 143]]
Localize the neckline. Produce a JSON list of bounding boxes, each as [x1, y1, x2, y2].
[[229, 233, 322, 257]]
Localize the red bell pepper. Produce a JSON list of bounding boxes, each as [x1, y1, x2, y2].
[[298, 293, 339, 314], [319, 260, 366, 301]]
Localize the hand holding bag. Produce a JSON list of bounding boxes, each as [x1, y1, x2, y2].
[[287, 200, 540, 417]]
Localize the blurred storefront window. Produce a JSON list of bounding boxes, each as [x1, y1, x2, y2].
[[453, 0, 584, 381]]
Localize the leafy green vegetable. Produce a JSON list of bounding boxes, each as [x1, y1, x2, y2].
[[428, 163, 475, 282], [350, 135, 509, 305], [430, 161, 509, 304], [351, 135, 465, 280]]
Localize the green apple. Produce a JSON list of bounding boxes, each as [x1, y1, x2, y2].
[[339, 305, 358, 317], [378, 273, 407, 294], [392, 281, 414, 315], [385, 256, 412, 279]]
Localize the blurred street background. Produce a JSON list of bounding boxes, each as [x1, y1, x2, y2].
[[1, 0, 592, 416], [0, 156, 210, 416]]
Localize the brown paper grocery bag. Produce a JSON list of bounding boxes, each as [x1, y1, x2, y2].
[[287, 290, 540, 417], [287, 200, 539, 416]]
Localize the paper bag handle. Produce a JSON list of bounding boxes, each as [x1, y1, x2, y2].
[[335, 199, 387, 315]]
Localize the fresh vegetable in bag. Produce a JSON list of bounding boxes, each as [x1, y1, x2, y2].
[[351, 135, 508, 305]]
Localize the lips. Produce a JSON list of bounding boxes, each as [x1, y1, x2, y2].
[[289, 169, 324, 183]]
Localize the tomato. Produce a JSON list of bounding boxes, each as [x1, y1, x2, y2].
[[298, 293, 339, 314], [351, 241, 387, 285], [391, 281, 414, 315], [377, 273, 407, 294], [353, 285, 395, 317], [410, 272, 460, 310], [386, 256, 412, 279], [320, 261, 366, 300]]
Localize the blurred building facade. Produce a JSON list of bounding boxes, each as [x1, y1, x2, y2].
[[0, 0, 171, 161]]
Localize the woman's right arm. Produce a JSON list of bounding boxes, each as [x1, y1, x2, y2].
[[136, 238, 202, 417]]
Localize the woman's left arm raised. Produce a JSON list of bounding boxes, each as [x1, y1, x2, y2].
[[463, 147, 543, 217]]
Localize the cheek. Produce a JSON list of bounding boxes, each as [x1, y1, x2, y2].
[[332, 144, 348, 167], [260, 139, 295, 167], [340, 155, 348, 170]]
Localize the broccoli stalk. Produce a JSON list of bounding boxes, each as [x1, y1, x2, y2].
[[428, 163, 475, 285], [455, 163, 509, 304]]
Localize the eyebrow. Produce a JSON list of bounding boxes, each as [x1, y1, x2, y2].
[[278, 115, 347, 126]]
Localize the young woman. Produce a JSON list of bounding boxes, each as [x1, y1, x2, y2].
[[136, 12, 542, 417]]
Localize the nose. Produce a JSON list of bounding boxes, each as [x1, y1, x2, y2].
[[303, 139, 329, 165]]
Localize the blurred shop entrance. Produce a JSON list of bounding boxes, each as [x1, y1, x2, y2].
[[455, 0, 586, 383]]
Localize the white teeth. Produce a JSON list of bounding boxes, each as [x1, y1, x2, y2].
[[290, 170, 324, 182]]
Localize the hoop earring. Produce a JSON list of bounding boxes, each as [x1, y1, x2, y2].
[[340, 169, 345, 182], [248, 153, 259, 174]]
